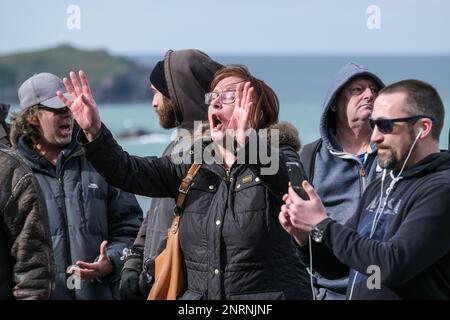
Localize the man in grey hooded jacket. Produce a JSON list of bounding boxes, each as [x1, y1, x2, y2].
[[119, 49, 223, 299], [299, 62, 384, 299]]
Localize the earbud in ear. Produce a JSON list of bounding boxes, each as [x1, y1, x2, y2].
[[417, 128, 424, 139]]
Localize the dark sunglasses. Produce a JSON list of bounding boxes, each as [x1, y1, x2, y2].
[[38, 106, 70, 114], [369, 115, 435, 134]]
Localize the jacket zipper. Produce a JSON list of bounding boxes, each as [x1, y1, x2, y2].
[[78, 184, 87, 226], [57, 176, 76, 299], [57, 177, 72, 266], [221, 168, 232, 299], [57, 150, 83, 299], [21, 146, 84, 299], [330, 148, 372, 194], [225, 169, 231, 183]]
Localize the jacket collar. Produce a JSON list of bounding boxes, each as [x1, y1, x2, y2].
[[16, 135, 81, 176]]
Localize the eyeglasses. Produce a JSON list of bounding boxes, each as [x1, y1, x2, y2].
[[369, 115, 435, 134], [38, 106, 70, 114], [205, 91, 236, 105]]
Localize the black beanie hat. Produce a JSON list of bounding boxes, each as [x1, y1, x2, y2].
[[150, 60, 170, 99]]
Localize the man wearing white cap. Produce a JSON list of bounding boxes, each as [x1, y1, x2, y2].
[[10, 73, 143, 300]]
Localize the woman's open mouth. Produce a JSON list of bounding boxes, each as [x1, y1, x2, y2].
[[212, 114, 224, 130]]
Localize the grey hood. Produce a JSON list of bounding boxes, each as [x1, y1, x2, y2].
[[319, 62, 385, 150], [163, 49, 223, 130], [303, 63, 384, 294]]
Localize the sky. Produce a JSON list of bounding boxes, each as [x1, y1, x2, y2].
[[1, 0, 449, 56]]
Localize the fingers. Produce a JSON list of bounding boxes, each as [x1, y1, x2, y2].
[[285, 196, 292, 208], [81, 93, 93, 108], [76, 260, 96, 270], [99, 240, 108, 258], [77, 268, 97, 280], [70, 71, 83, 96], [240, 83, 252, 128], [79, 70, 92, 97], [63, 77, 77, 99], [244, 86, 254, 113], [278, 210, 287, 225], [235, 82, 242, 109], [240, 82, 249, 108], [63, 70, 92, 102], [57, 91, 73, 108], [288, 185, 302, 203], [278, 210, 291, 228], [68, 265, 96, 280], [238, 82, 251, 108], [67, 265, 79, 274]]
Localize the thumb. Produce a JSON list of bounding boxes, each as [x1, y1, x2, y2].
[[302, 180, 319, 201], [99, 241, 108, 258]]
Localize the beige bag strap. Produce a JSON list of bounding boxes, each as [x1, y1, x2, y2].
[[175, 163, 202, 214]]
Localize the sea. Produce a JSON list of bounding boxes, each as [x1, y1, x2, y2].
[[104, 55, 450, 211], [10, 56, 450, 211]]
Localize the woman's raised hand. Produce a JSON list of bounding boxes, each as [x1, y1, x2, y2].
[[227, 81, 254, 146]]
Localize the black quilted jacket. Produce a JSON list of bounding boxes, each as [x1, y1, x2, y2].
[[80, 124, 312, 300]]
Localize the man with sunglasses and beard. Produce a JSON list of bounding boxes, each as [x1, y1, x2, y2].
[[10, 73, 143, 299], [281, 79, 450, 299], [299, 63, 384, 299]]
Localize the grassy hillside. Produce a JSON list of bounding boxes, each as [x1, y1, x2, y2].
[[0, 44, 152, 104]]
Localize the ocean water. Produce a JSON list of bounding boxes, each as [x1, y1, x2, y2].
[[8, 56, 450, 211], [102, 56, 450, 211]]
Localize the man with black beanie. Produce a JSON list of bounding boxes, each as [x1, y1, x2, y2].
[[150, 61, 170, 99], [119, 49, 223, 299]]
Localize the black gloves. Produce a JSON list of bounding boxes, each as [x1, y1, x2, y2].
[[119, 246, 151, 300]]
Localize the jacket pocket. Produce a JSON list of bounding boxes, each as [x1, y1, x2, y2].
[[76, 182, 108, 231], [183, 178, 218, 214], [228, 291, 285, 300], [233, 181, 267, 213], [178, 289, 204, 300]]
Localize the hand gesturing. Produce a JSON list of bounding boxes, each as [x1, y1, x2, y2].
[[57, 70, 101, 141], [279, 181, 328, 245], [227, 81, 254, 146], [69, 241, 114, 280]]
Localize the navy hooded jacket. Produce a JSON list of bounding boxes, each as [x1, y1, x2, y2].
[[17, 135, 142, 300]]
